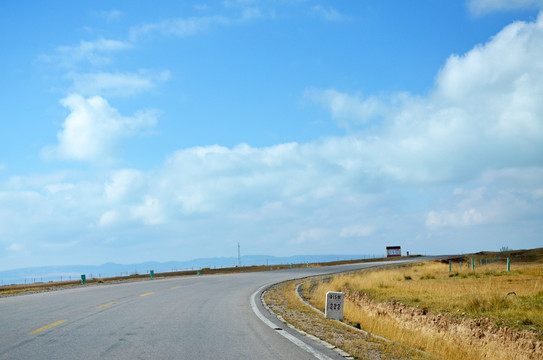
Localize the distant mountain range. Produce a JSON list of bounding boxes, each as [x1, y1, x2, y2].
[[0, 254, 383, 285]]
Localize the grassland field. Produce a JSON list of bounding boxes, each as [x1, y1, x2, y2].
[[298, 248, 543, 360]]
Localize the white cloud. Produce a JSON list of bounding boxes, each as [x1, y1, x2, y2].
[[311, 5, 346, 22], [129, 5, 270, 40], [3, 13, 543, 269], [468, 0, 543, 15], [426, 182, 542, 229], [426, 209, 485, 228], [131, 196, 165, 225], [194, 4, 211, 11], [99, 210, 120, 227], [340, 225, 375, 238], [308, 12, 543, 184], [293, 228, 329, 244], [44, 183, 76, 195], [304, 89, 391, 127], [152, 141, 359, 215], [130, 15, 230, 40], [7, 243, 23, 252], [41, 94, 158, 163], [478, 167, 543, 187], [97, 9, 123, 21], [241, 7, 265, 21], [68, 70, 170, 97], [104, 169, 145, 203], [42, 38, 131, 69]]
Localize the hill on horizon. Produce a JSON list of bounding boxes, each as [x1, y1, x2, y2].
[[0, 253, 384, 286]]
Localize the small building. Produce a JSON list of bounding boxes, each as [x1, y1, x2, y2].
[[386, 246, 401, 257]]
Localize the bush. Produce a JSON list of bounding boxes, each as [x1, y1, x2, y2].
[[420, 274, 436, 280]]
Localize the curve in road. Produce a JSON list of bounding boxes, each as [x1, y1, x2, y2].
[[0, 259, 424, 359]]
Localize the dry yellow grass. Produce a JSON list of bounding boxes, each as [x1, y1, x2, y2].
[[303, 258, 543, 360], [310, 261, 543, 329], [264, 280, 436, 360]]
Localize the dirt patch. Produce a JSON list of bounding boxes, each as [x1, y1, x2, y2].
[[343, 287, 543, 360]]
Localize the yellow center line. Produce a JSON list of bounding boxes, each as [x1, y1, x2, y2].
[[170, 286, 181, 289], [140, 292, 154, 297], [97, 302, 117, 309], [29, 320, 67, 335]]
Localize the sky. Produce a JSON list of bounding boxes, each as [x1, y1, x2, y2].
[[1, 0, 542, 271]]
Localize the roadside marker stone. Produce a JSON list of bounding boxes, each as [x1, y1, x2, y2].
[[325, 291, 344, 321]]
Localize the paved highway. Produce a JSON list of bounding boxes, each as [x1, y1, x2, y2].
[[0, 259, 421, 359]]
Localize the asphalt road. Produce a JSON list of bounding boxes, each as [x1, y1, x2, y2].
[[0, 259, 422, 359]]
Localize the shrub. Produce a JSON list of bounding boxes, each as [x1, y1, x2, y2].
[[420, 274, 436, 280]]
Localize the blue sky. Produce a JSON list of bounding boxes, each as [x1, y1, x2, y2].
[[1, 0, 542, 270]]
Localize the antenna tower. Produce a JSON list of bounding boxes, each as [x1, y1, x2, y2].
[[238, 242, 241, 267]]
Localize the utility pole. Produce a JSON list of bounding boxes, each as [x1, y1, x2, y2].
[[238, 242, 241, 267]]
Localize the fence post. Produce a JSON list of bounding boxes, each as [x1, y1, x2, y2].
[[507, 258, 510, 272], [459, 261, 462, 270], [449, 261, 451, 273]]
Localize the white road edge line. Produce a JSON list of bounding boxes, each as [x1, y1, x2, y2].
[[250, 285, 335, 360]]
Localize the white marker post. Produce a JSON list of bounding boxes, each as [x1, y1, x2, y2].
[[325, 291, 344, 321]]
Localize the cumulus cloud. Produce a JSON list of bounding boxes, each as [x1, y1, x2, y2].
[[425, 185, 540, 229], [151, 141, 361, 215], [41, 94, 158, 163], [3, 13, 543, 268], [104, 169, 145, 204], [131, 196, 166, 225], [308, 13, 543, 184], [468, 0, 543, 15]]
